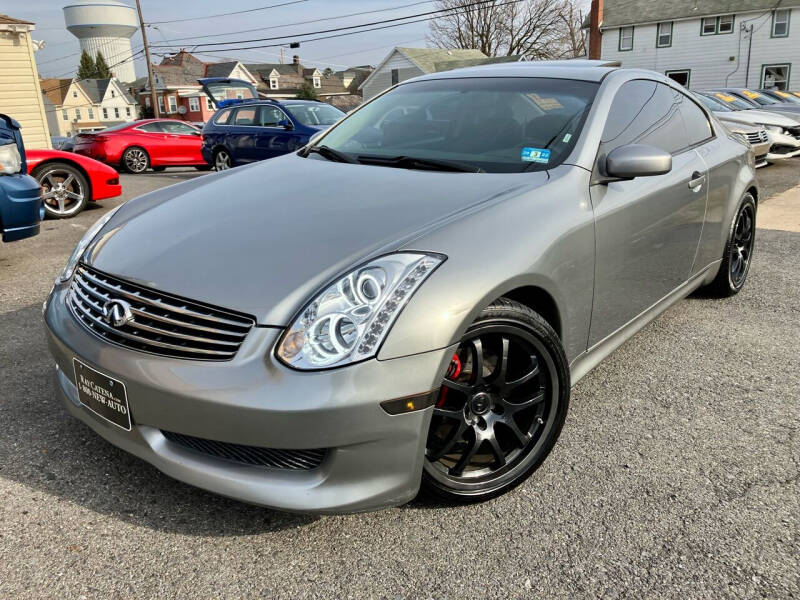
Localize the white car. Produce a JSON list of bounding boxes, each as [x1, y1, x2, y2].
[[694, 91, 800, 162]]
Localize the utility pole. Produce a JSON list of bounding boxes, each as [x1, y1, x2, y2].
[[135, 0, 160, 118]]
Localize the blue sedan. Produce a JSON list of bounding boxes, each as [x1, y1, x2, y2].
[[0, 114, 43, 242], [199, 78, 345, 170]]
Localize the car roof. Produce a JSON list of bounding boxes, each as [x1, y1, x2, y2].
[[413, 62, 618, 83]]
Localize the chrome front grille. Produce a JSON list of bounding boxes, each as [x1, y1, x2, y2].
[[161, 430, 327, 470], [68, 264, 255, 361], [746, 130, 769, 145]]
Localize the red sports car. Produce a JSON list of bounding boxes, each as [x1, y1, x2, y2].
[[27, 149, 122, 219], [72, 119, 208, 174]]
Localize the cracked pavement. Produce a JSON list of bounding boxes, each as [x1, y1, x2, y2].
[[0, 165, 798, 599]]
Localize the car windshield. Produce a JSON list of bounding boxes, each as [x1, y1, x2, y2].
[[740, 90, 780, 106], [285, 103, 345, 126], [706, 92, 755, 111], [98, 122, 136, 133], [314, 77, 599, 173], [770, 91, 800, 104], [695, 93, 731, 112]]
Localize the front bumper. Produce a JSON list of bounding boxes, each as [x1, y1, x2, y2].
[[1, 173, 43, 242], [44, 284, 454, 513]]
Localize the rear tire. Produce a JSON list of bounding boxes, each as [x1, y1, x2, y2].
[[32, 162, 88, 219], [703, 193, 756, 297], [420, 298, 570, 504], [122, 146, 150, 174], [214, 148, 232, 171]]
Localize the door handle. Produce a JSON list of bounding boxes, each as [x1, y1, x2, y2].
[[688, 171, 706, 189]]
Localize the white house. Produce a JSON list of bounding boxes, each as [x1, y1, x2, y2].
[[42, 77, 136, 136], [359, 47, 526, 101], [588, 0, 800, 90]]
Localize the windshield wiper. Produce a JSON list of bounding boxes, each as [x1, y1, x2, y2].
[[302, 145, 358, 164], [356, 154, 483, 173]]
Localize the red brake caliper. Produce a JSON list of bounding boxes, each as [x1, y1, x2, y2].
[[437, 353, 463, 407]]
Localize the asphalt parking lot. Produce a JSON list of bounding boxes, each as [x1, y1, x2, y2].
[[1, 164, 798, 599]]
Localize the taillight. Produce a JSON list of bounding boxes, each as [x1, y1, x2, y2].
[[200, 134, 205, 142], [94, 135, 108, 143]]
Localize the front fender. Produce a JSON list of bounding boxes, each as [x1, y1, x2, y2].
[[378, 165, 595, 365]]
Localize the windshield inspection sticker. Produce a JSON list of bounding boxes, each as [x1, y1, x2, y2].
[[521, 147, 551, 163]]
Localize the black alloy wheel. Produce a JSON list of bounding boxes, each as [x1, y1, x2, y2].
[[33, 162, 88, 219], [421, 299, 569, 502], [122, 146, 150, 174], [705, 193, 756, 296]]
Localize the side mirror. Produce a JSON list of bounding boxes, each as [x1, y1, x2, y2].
[[604, 144, 672, 180], [279, 119, 294, 130]]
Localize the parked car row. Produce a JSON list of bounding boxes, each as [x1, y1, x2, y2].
[[692, 88, 800, 167]]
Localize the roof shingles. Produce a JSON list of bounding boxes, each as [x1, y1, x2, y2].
[[603, 0, 800, 28]]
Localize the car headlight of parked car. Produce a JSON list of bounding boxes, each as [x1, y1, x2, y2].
[[0, 142, 21, 174], [277, 252, 444, 369], [58, 205, 122, 283]]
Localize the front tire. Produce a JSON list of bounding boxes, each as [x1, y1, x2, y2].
[[704, 193, 756, 297], [122, 146, 150, 174], [421, 298, 570, 503], [33, 162, 88, 219]]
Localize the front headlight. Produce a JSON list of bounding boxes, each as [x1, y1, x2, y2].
[[58, 204, 122, 283], [0, 142, 22, 174], [277, 252, 444, 369]]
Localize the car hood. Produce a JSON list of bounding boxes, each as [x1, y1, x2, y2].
[[714, 109, 800, 127], [84, 153, 547, 325]]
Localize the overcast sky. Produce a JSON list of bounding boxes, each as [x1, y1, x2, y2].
[[10, 0, 443, 79]]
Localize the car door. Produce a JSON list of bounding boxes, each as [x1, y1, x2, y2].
[[588, 80, 710, 347], [133, 122, 169, 164], [229, 106, 260, 163], [254, 105, 294, 159], [159, 121, 203, 164]]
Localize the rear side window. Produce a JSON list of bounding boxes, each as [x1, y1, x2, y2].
[[601, 80, 689, 156], [137, 122, 164, 133], [678, 96, 713, 146], [234, 107, 258, 126], [260, 106, 287, 127], [214, 108, 233, 125]]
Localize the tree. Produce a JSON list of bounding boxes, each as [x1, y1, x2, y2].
[[323, 67, 335, 77], [95, 51, 112, 78], [296, 82, 319, 100], [428, 0, 586, 60], [77, 50, 97, 79]]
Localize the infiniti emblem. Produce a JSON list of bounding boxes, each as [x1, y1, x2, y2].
[[102, 299, 134, 328]]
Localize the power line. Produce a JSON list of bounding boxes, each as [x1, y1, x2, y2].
[[147, 0, 309, 25], [150, 0, 436, 44], [149, 0, 512, 49], [40, 50, 145, 96], [163, 0, 525, 54]]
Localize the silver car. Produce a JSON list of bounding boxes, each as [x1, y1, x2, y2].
[[44, 64, 758, 513]]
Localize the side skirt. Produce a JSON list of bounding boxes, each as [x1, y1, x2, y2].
[[568, 260, 720, 387]]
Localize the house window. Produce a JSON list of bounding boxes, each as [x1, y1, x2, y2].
[[145, 96, 151, 108], [206, 97, 214, 110], [158, 96, 165, 112], [702, 15, 734, 35], [87, 107, 94, 120], [619, 26, 634, 50], [772, 9, 790, 37], [391, 68, 399, 85], [761, 64, 790, 90], [72, 90, 78, 98], [718, 14, 734, 33], [313, 76, 321, 88], [665, 70, 691, 87], [102, 107, 108, 119], [168, 96, 177, 113], [114, 107, 120, 118], [657, 22, 673, 47], [125, 106, 131, 117], [61, 109, 68, 121], [189, 97, 200, 111], [111, 90, 115, 98], [75, 108, 81, 120], [269, 77, 279, 90]]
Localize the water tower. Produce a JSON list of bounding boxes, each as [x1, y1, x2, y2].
[[64, 0, 138, 83]]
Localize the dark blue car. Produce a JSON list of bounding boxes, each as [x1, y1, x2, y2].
[[199, 78, 345, 170], [0, 114, 43, 242]]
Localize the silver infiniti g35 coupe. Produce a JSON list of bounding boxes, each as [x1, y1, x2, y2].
[[44, 62, 758, 513]]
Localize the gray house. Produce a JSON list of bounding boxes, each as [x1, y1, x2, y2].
[[588, 0, 800, 89], [359, 47, 526, 100]]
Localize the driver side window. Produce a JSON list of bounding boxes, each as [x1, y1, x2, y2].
[[601, 80, 689, 157]]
